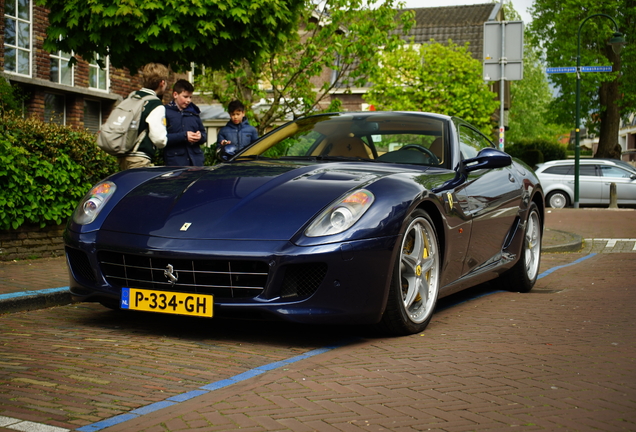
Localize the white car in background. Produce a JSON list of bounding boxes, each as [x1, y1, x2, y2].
[[535, 159, 636, 208]]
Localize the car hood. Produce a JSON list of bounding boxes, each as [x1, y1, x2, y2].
[[102, 162, 389, 240]]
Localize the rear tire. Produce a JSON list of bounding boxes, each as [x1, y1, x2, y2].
[[379, 210, 441, 335], [496, 203, 542, 293], [546, 190, 569, 208]]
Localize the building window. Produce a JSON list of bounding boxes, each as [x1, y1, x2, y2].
[[83, 100, 102, 133], [44, 93, 65, 125], [4, 0, 32, 76], [50, 49, 73, 85], [89, 55, 109, 91]]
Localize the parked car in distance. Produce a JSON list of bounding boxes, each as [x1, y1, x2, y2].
[[65, 111, 545, 336], [535, 159, 636, 208]]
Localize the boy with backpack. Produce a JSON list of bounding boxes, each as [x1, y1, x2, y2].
[[100, 63, 169, 170]]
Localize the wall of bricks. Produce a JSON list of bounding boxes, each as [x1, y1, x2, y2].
[[0, 224, 65, 262]]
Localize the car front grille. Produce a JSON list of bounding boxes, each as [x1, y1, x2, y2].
[[98, 251, 269, 299]]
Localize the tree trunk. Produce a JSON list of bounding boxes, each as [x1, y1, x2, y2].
[[594, 45, 622, 159]]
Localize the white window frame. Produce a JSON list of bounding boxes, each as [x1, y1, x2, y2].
[[50, 47, 74, 86], [3, 0, 33, 77], [88, 54, 109, 91]]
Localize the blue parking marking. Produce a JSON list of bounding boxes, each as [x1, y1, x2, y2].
[[537, 253, 596, 279], [75, 344, 344, 432], [0, 286, 69, 301]]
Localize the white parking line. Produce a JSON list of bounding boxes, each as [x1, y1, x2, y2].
[[584, 238, 636, 250], [0, 416, 69, 432]]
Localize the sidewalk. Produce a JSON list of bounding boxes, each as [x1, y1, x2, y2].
[[1, 208, 634, 314]]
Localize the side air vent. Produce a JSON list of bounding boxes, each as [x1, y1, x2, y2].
[[280, 263, 327, 299]]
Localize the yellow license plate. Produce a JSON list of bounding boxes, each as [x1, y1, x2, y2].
[[120, 287, 213, 318]]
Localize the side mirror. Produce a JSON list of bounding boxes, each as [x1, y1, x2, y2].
[[216, 143, 238, 162], [463, 148, 512, 173]]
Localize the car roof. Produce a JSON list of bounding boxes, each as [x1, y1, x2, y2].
[[536, 159, 636, 172]]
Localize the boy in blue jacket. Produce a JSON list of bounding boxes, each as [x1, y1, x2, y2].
[[217, 100, 259, 154], [164, 79, 207, 166]]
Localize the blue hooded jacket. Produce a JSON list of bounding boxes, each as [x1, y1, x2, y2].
[[217, 117, 259, 152], [164, 101, 207, 166]]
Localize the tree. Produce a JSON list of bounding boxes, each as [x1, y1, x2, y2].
[[364, 41, 499, 135], [501, 1, 569, 144], [529, 0, 636, 158], [195, 0, 414, 135], [37, 0, 305, 72]]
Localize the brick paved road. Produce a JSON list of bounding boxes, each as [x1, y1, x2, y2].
[[1, 252, 634, 431], [103, 253, 635, 432], [1, 208, 635, 431]]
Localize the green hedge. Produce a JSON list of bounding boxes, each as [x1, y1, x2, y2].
[[0, 113, 118, 230], [505, 138, 567, 168]]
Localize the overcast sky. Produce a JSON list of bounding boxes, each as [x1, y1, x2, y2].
[[401, 0, 534, 24]]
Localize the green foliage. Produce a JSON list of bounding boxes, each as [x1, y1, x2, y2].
[[0, 113, 118, 230], [364, 41, 499, 135], [529, 0, 635, 155], [37, 0, 305, 72], [505, 138, 567, 167], [0, 78, 26, 115], [196, 0, 413, 134]]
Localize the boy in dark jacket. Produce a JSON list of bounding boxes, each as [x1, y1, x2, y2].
[[164, 79, 207, 166], [217, 100, 259, 154]]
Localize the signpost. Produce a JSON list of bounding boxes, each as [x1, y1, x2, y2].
[[483, 21, 524, 151]]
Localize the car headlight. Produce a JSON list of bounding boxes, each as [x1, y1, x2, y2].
[[305, 189, 375, 237], [73, 181, 117, 225]]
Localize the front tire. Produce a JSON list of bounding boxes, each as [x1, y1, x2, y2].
[[496, 202, 542, 293], [546, 190, 569, 208], [379, 210, 441, 335]]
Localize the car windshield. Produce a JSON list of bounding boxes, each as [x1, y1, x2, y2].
[[238, 113, 447, 167]]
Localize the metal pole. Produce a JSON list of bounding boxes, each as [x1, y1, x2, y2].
[[499, 22, 506, 151], [574, 13, 622, 208]]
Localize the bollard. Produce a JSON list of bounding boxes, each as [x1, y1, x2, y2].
[[608, 182, 618, 209]]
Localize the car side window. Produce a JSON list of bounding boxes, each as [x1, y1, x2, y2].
[[580, 166, 597, 177], [544, 166, 572, 175], [459, 125, 493, 160], [600, 165, 633, 178]]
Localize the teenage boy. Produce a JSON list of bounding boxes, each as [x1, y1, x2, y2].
[[118, 63, 169, 170], [217, 100, 259, 153], [164, 79, 207, 166]]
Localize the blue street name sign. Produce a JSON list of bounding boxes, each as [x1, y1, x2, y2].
[[546, 67, 576, 74], [580, 66, 613, 72], [546, 66, 613, 74]]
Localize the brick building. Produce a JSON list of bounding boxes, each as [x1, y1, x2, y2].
[[1, 0, 143, 132]]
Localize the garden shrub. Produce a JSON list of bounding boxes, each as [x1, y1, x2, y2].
[[0, 113, 118, 230], [506, 138, 566, 168]]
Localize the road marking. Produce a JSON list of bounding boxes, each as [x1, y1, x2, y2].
[[537, 253, 596, 280], [0, 416, 69, 432], [584, 238, 636, 251], [75, 344, 347, 432], [0, 287, 69, 301]]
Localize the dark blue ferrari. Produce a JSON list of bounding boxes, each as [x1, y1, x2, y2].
[[64, 112, 544, 335]]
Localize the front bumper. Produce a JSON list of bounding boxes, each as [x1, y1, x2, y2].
[[64, 229, 399, 325]]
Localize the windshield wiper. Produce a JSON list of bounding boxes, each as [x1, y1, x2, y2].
[[313, 155, 376, 162], [234, 154, 272, 160]]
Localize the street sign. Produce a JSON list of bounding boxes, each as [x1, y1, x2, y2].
[[580, 66, 612, 72], [483, 21, 524, 81], [546, 67, 576, 74], [546, 66, 613, 74]]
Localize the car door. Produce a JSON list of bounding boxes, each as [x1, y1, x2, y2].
[[577, 164, 604, 204], [458, 125, 523, 275], [599, 165, 636, 203]]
